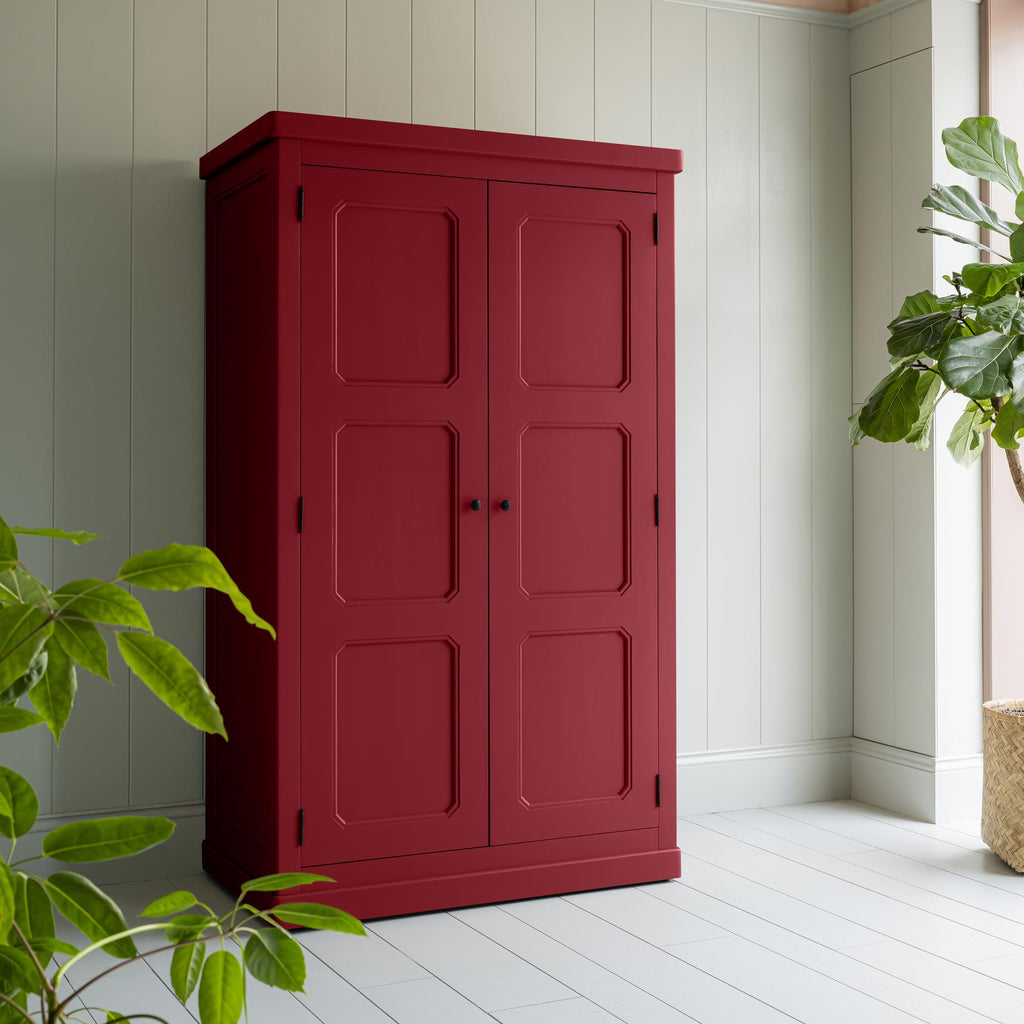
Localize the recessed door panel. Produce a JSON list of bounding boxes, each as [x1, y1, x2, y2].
[[301, 167, 488, 865], [489, 181, 660, 845]]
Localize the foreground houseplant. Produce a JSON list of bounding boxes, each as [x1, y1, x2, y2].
[[0, 514, 364, 1024], [851, 115, 1024, 868]]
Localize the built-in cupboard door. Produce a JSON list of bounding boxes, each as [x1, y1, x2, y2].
[[488, 181, 661, 845], [299, 166, 489, 865]]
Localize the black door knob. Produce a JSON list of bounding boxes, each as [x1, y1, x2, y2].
[[470, 499, 482, 511], [500, 499, 512, 511]]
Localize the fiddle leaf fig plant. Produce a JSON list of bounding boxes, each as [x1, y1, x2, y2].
[[0, 514, 364, 1024], [851, 115, 1024, 507]]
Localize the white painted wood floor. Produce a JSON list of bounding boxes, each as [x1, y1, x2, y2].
[[55, 800, 1024, 1024]]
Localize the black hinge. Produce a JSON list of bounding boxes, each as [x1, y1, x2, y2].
[[298, 496, 304, 533], [654, 493, 660, 527], [654, 212, 660, 245], [297, 186, 304, 222], [655, 774, 662, 807], [298, 808, 304, 846]]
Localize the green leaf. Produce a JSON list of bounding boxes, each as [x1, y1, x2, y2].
[[43, 871, 137, 959], [975, 293, 1024, 335], [992, 400, 1024, 450], [244, 928, 305, 992], [0, 707, 44, 733], [30, 639, 76, 743], [14, 873, 54, 945], [42, 815, 175, 863], [848, 412, 865, 447], [918, 224, 1014, 259], [939, 330, 1021, 397], [0, 516, 17, 572], [943, 117, 1024, 194], [240, 873, 334, 894], [922, 182, 1018, 235], [1012, 223, 1024, 263], [887, 310, 950, 361], [166, 913, 216, 944], [0, 767, 38, 839], [198, 950, 244, 1024], [10, 526, 100, 546], [116, 632, 225, 738], [27, 937, 77, 958], [0, 606, 52, 693], [0, 652, 46, 708], [0, 861, 14, 942], [171, 940, 206, 1003], [140, 890, 198, 918], [0, 947, 38, 992], [947, 404, 988, 466], [118, 544, 275, 639], [53, 617, 111, 683], [1009, 350, 1024, 410], [0, 991, 27, 1024], [0, 568, 52, 608], [904, 372, 944, 451], [271, 903, 366, 935], [960, 262, 1024, 297], [858, 368, 921, 443], [53, 580, 152, 631]]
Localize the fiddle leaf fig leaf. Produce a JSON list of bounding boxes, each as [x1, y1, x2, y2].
[[0, 766, 38, 838], [1011, 223, 1024, 264], [904, 372, 944, 451], [11, 527, 100, 545], [923, 182, 1017, 235], [53, 579, 152, 631], [943, 117, 1024, 194], [116, 632, 225, 738], [198, 950, 244, 1024], [918, 224, 1012, 259], [0, 605, 52, 693], [887, 310, 950, 361], [975, 293, 1024, 335], [43, 815, 174, 862], [44, 871, 137, 958], [947, 403, 989, 466], [992, 400, 1024, 450], [938, 330, 1020, 398], [118, 544, 275, 638], [53, 617, 111, 682], [30, 638, 77, 743], [857, 368, 921, 443], [1009, 350, 1024, 410], [961, 262, 1024, 297]]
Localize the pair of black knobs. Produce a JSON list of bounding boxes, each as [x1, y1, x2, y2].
[[470, 499, 511, 511]]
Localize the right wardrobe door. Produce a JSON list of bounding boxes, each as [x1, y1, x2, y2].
[[488, 181, 662, 847]]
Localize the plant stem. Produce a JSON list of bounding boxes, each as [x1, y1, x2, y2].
[[54, 924, 170, 986], [10, 920, 55, 996], [1005, 445, 1024, 504], [0, 991, 33, 1024]]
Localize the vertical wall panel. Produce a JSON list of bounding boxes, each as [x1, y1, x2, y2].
[[412, 0, 475, 129], [279, 0, 347, 116], [129, 0, 207, 807], [348, 0, 412, 122], [850, 13, 890, 74], [0, 0, 57, 812], [851, 64, 894, 745], [891, 0, 931, 57], [475, 0, 534, 134], [706, 10, 761, 751], [759, 17, 812, 746], [536, 0, 594, 141], [51, 0, 134, 812], [652, 0, 707, 754], [207, 0, 277, 148], [810, 24, 853, 741], [595, 0, 650, 145]]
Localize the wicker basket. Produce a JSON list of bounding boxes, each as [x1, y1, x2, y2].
[[982, 700, 1024, 871]]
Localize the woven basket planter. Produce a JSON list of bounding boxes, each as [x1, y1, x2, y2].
[[982, 700, 1024, 871]]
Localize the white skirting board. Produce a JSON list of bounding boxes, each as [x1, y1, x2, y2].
[[850, 737, 983, 823]]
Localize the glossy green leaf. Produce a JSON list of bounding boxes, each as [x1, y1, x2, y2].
[[961, 262, 1024, 298], [922, 182, 1017, 235], [166, 913, 215, 944], [943, 116, 1024, 194], [140, 890, 198, 918], [0, 568, 51, 608], [0, 516, 17, 572], [1012, 223, 1024, 264], [118, 544, 275, 638], [116, 632, 225, 738], [198, 950, 244, 1024], [0, 707, 44, 733], [858, 368, 921, 443], [947, 403, 989, 467], [43, 871, 137, 958], [0, 861, 14, 942], [10, 526, 100, 546], [975, 293, 1024, 336], [848, 412, 865, 447], [271, 903, 366, 935], [1009, 350, 1024, 410], [0, 767, 38, 839], [240, 873, 334, 894], [904, 372, 944, 451], [53, 580, 151, 631], [42, 815, 174, 863], [30, 639, 76, 743], [0, 947, 38, 992], [939, 330, 1020, 398], [244, 928, 305, 991], [887, 309, 950, 361], [918, 224, 1013, 259], [171, 940, 206, 1003], [992, 400, 1024, 450], [0, 991, 27, 1024], [13, 873, 54, 945], [0, 655, 45, 708], [53, 617, 111, 682], [27, 936, 77, 958], [0, 606, 52, 693]]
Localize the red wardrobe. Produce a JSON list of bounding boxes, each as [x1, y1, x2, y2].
[[200, 112, 681, 920]]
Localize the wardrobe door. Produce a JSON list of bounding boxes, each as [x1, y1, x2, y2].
[[299, 166, 489, 865], [488, 181, 661, 846]]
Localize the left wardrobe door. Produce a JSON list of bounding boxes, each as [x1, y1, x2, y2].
[[299, 167, 489, 866]]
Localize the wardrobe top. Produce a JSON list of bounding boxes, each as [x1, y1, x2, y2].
[[199, 111, 683, 181]]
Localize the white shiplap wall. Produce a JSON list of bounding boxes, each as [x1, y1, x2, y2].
[[0, 0, 853, 858]]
